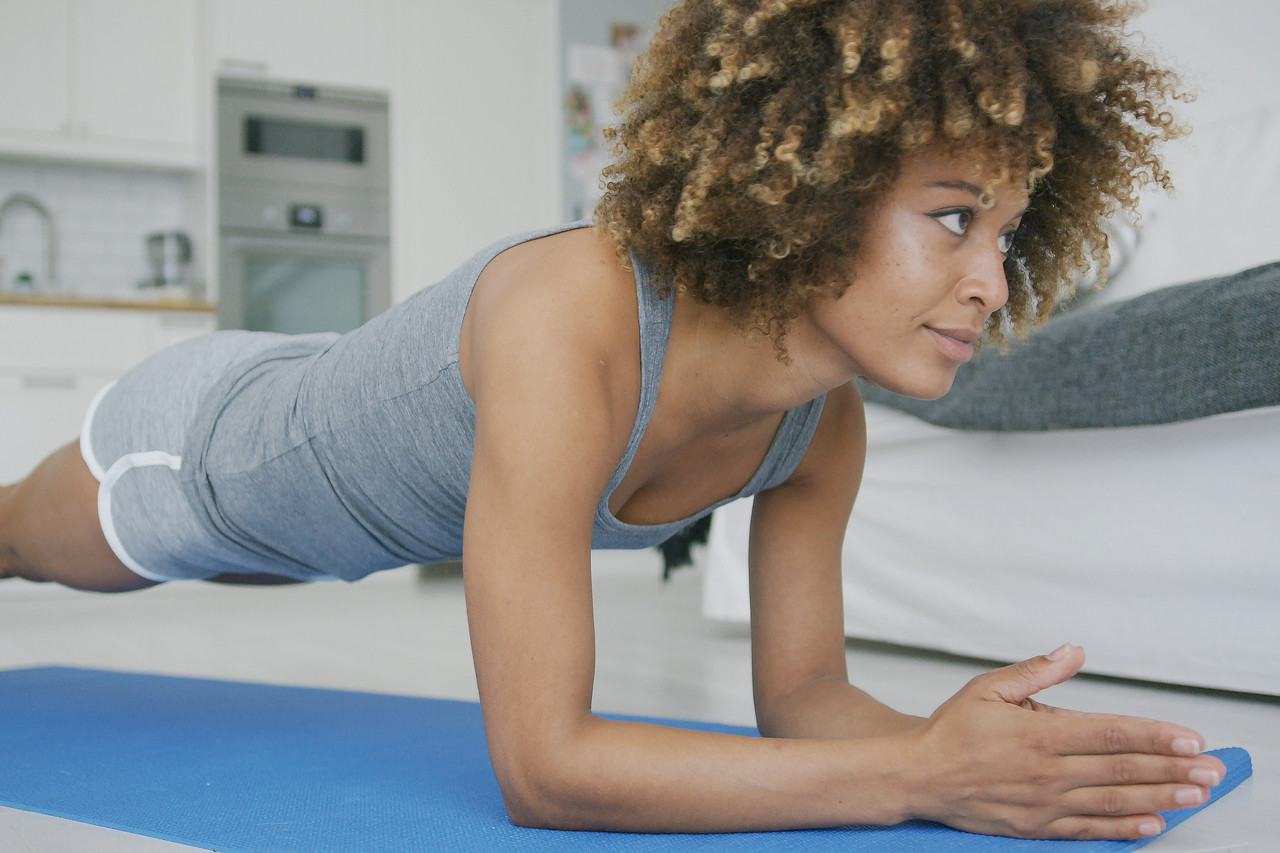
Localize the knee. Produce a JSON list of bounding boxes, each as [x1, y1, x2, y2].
[[0, 484, 21, 577]]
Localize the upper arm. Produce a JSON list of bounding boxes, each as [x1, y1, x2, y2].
[[747, 382, 866, 720], [460, 255, 637, 808]]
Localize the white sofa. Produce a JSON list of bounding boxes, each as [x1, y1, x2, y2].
[[701, 105, 1280, 696]]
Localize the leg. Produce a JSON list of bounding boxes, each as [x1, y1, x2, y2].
[[0, 441, 156, 592], [204, 572, 305, 586]]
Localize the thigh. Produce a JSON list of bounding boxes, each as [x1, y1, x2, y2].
[[0, 442, 156, 592], [204, 572, 306, 585]]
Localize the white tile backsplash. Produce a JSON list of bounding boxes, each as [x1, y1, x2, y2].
[[0, 159, 201, 297]]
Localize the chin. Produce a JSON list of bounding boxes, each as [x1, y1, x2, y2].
[[867, 373, 956, 400]]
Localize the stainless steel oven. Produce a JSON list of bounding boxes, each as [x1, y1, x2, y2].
[[217, 78, 390, 333]]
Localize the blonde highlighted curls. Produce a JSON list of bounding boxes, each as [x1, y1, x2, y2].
[[595, 0, 1187, 350]]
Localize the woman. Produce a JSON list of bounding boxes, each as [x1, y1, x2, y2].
[[0, 0, 1227, 840]]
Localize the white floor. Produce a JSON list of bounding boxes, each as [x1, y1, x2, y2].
[[0, 549, 1273, 851]]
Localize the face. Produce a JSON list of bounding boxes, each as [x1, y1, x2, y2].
[[796, 146, 1029, 400]]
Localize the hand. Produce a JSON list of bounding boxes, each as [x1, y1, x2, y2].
[[902, 644, 1227, 840]]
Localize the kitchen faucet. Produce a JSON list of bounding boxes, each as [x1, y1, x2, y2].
[[0, 192, 58, 291]]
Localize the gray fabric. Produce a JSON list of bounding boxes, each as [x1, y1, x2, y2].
[[86, 223, 825, 582], [595, 247, 825, 549], [858, 261, 1280, 431], [85, 331, 324, 582]]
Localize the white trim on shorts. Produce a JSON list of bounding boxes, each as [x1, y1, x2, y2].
[[79, 381, 114, 482], [80, 381, 183, 584]]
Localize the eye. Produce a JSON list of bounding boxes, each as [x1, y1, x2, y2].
[[930, 208, 972, 237], [997, 230, 1017, 255]]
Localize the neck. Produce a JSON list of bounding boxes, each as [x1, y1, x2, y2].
[[664, 290, 844, 430]]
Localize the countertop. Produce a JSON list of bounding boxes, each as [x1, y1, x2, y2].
[[0, 291, 214, 313]]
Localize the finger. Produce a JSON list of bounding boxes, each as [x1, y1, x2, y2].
[[965, 644, 1085, 706], [1042, 813, 1167, 842], [1063, 780, 1212, 821], [1051, 714, 1210, 758], [1030, 704, 1098, 717], [1062, 752, 1226, 791], [1031, 705, 1166, 725], [1020, 698, 1082, 715]]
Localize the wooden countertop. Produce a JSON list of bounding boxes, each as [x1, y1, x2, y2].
[[0, 291, 215, 313]]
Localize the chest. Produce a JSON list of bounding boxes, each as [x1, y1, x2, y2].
[[606, 408, 785, 527]]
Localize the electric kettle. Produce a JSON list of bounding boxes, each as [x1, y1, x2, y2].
[[144, 230, 192, 287]]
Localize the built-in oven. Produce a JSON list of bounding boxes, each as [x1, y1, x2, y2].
[[216, 78, 390, 334]]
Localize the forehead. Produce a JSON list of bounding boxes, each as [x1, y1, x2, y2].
[[893, 145, 1031, 206]]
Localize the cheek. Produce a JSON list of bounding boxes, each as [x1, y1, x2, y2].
[[859, 217, 938, 284]]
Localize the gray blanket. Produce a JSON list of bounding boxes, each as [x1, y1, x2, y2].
[[858, 261, 1280, 430]]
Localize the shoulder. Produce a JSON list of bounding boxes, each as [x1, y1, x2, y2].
[[778, 381, 866, 500], [748, 383, 864, 562], [460, 226, 643, 456], [463, 227, 638, 372]]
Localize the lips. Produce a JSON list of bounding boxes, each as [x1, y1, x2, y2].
[[926, 326, 982, 362]]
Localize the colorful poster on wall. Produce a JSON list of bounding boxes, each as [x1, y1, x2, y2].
[[564, 24, 647, 220]]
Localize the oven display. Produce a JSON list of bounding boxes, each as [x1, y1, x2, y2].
[[245, 116, 365, 163], [289, 204, 324, 229]]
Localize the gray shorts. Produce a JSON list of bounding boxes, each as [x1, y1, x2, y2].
[[81, 331, 335, 583]]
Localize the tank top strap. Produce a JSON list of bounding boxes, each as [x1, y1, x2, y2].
[[595, 253, 673, 519], [590, 254, 826, 550]]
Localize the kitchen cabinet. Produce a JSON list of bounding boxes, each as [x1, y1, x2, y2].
[[0, 0, 201, 168], [0, 304, 214, 483], [209, 0, 389, 90], [0, 1, 71, 140]]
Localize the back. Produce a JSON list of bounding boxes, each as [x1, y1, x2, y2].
[[187, 224, 581, 578]]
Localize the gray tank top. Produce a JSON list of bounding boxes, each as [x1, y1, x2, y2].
[[182, 223, 826, 580]]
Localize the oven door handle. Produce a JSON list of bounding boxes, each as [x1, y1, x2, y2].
[[220, 232, 386, 256]]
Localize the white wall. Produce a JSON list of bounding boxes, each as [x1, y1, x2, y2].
[[387, 0, 560, 303], [1136, 0, 1280, 127], [1087, 0, 1280, 303]]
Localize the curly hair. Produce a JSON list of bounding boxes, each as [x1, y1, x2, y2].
[[594, 0, 1187, 350]]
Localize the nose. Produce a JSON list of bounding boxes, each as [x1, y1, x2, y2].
[[954, 246, 1009, 315]]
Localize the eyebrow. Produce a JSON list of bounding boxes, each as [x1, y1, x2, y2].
[[929, 180, 985, 196], [929, 179, 1030, 219]]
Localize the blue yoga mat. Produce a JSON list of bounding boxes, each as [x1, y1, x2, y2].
[[0, 667, 1251, 852]]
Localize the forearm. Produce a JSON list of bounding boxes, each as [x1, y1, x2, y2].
[[756, 675, 926, 740], [506, 714, 911, 832]]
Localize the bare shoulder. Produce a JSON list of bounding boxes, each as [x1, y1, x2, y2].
[[749, 383, 864, 558], [782, 381, 866, 499], [459, 226, 643, 478], [464, 227, 637, 362], [460, 226, 640, 404]]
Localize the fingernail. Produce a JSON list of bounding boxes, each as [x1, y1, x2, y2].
[[1138, 819, 1163, 837], [1172, 737, 1202, 756], [1047, 643, 1073, 661], [1188, 767, 1221, 787], [1174, 786, 1206, 807]]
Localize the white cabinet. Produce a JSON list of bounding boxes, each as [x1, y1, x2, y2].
[[0, 373, 108, 483], [208, 0, 389, 90], [0, 305, 214, 483], [0, 2, 72, 138], [0, 0, 201, 168], [69, 0, 201, 154]]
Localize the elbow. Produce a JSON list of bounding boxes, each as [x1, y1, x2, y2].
[[754, 711, 795, 740], [496, 771, 560, 830], [753, 693, 798, 740], [491, 745, 599, 830]]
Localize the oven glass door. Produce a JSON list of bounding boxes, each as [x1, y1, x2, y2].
[[219, 234, 389, 334], [243, 253, 365, 334]]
